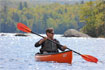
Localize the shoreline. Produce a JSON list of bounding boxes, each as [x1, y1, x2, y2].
[[0, 33, 105, 39]]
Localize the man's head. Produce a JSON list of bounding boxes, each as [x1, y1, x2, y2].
[[46, 28, 54, 39]]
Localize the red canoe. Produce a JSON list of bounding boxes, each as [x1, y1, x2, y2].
[[35, 51, 73, 64]]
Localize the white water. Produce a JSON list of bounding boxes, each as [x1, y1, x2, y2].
[[0, 33, 105, 70]]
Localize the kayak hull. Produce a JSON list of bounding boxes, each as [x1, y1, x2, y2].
[[35, 51, 72, 64]]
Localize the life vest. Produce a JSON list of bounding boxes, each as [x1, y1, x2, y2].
[[41, 39, 58, 52]]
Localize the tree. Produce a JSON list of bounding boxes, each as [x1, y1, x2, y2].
[[81, 0, 84, 4], [24, 2, 28, 8], [18, 2, 23, 10], [80, 1, 97, 37]]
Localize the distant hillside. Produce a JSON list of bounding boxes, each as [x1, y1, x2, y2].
[[0, 0, 30, 9], [0, 0, 96, 10], [0, 0, 96, 6]]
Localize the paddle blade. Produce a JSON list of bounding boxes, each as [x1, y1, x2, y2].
[[81, 55, 98, 63], [17, 23, 31, 33]]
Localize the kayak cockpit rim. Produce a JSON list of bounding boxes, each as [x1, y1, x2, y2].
[[35, 50, 72, 55]]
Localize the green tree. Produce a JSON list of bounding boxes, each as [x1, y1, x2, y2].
[[80, 1, 97, 36], [18, 2, 23, 10], [24, 2, 28, 8]]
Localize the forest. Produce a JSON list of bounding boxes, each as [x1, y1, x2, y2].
[[0, 0, 105, 37]]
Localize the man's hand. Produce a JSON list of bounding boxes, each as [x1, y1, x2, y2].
[[62, 45, 68, 50], [39, 37, 47, 44]]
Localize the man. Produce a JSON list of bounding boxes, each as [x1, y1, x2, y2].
[[35, 28, 67, 54]]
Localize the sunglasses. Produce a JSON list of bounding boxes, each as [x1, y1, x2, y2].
[[50, 32, 54, 34]]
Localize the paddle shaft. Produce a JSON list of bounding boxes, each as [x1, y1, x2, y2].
[[67, 48, 81, 55], [31, 31, 81, 55], [31, 31, 45, 38]]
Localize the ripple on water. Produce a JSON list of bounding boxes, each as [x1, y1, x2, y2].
[[0, 34, 105, 70]]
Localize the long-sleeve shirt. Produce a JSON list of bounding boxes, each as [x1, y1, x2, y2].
[[35, 39, 65, 53]]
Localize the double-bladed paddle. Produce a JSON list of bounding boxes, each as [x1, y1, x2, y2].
[[17, 23, 98, 63]]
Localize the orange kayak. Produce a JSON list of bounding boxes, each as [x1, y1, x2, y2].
[[35, 51, 73, 64]]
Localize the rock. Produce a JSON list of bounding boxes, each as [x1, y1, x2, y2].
[[0, 33, 6, 36], [64, 29, 90, 37], [15, 33, 28, 37]]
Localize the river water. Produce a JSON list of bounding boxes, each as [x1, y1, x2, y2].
[[0, 33, 105, 70]]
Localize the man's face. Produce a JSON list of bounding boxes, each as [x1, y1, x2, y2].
[[47, 32, 54, 38]]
